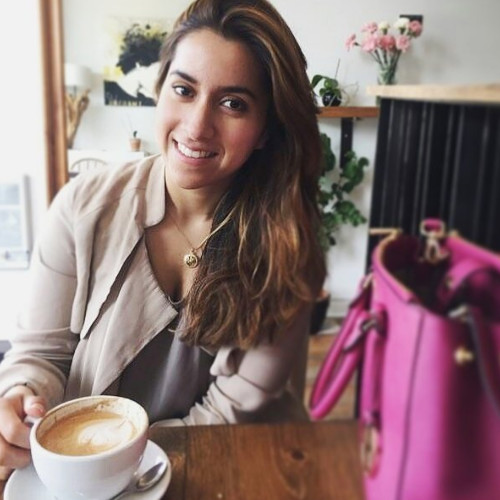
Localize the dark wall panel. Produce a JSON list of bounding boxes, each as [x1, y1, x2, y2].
[[368, 99, 500, 258]]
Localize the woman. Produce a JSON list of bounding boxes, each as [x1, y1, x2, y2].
[[0, 0, 325, 478]]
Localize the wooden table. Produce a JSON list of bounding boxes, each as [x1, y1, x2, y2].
[[0, 421, 364, 500]]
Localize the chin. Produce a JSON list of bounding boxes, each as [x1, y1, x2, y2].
[[171, 172, 210, 190]]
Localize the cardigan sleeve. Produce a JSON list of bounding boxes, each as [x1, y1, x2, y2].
[[153, 306, 312, 427], [0, 182, 79, 409]]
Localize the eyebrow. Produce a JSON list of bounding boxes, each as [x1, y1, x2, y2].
[[170, 70, 257, 99]]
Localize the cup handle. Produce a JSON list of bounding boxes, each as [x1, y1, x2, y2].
[[24, 415, 41, 427]]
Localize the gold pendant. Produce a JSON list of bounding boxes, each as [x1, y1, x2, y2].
[[184, 250, 199, 268]]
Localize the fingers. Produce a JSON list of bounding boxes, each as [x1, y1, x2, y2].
[[0, 398, 29, 450], [23, 395, 46, 420], [0, 434, 31, 470], [0, 392, 47, 473]]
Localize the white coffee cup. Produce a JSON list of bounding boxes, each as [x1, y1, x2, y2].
[[30, 395, 149, 500]]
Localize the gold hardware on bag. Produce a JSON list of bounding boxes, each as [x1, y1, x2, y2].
[[420, 220, 447, 239], [454, 346, 475, 365], [448, 304, 469, 322], [360, 423, 380, 476], [420, 220, 450, 264], [443, 275, 453, 289]]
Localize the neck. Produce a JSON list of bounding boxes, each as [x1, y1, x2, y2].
[[164, 174, 227, 225]]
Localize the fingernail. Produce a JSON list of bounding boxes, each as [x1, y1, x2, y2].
[[30, 403, 45, 415]]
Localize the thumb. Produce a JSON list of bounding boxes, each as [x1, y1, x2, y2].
[[23, 395, 47, 419], [0, 466, 13, 481]]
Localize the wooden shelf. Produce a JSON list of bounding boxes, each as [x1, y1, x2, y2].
[[366, 84, 500, 104], [319, 106, 379, 118]]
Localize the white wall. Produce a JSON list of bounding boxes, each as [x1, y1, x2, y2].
[[0, 0, 47, 339], [0, 0, 499, 340]]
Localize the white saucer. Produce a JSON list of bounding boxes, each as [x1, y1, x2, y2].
[[4, 439, 171, 500]]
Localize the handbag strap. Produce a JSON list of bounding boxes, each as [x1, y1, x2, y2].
[[465, 305, 500, 418], [309, 276, 378, 419], [437, 257, 496, 308]]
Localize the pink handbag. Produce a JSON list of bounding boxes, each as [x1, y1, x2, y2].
[[310, 220, 500, 500]]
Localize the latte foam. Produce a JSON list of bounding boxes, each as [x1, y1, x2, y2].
[[39, 410, 138, 456]]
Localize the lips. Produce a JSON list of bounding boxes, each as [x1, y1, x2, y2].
[[176, 140, 217, 159]]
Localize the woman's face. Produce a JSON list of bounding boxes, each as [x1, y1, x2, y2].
[[155, 29, 269, 194]]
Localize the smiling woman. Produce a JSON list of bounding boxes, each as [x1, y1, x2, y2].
[[0, 0, 326, 481]]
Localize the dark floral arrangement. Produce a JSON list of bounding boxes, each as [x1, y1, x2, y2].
[[117, 23, 167, 74]]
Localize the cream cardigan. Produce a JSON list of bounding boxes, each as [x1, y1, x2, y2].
[[0, 156, 309, 425]]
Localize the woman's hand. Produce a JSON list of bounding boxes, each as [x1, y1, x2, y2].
[[0, 386, 46, 480]]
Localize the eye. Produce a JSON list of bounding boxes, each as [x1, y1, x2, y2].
[[221, 97, 248, 112], [173, 84, 193, 97]]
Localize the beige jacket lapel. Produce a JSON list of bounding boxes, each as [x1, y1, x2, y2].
[[70, 156, 166, 338], [64, 156, 178, 398]]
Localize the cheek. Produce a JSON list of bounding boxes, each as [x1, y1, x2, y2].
[[228, 121, 266, 155], [154, 98, 175, 142], [154, 113, 167, 146]]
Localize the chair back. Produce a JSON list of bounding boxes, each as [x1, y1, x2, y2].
[[69, 157, 107, 178]]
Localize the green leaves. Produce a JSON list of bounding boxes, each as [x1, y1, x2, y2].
[[312, 74, 339, 90], [319, 133, 336, 174], [317, 132, 369, 251], [311, 74, 341, 99], [341, 151, 369, 193]]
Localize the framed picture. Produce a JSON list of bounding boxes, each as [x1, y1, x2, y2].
[[103, 18, 170, 107], [0, 176, 31, 269]]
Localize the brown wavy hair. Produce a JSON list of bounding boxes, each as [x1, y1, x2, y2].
[[155, 0, 326, 348]]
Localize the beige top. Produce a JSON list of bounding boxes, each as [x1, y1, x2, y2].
[[115, 237, 215, 422], [0, 155, 309, 425]]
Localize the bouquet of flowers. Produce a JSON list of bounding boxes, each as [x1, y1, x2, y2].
[[345, 18, 423, 85]]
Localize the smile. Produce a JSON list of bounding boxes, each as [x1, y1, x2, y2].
[[176, 141, 216, 159]]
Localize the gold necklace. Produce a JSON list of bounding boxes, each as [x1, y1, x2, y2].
[[168, 207, 235, 268]]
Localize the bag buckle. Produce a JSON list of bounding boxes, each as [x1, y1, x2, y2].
[[360, 417, 381, 476], [420, 219, 449, 264], [448, 304, 476, 366], [344, 310, 386, 351]]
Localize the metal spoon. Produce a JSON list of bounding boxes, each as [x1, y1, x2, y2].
[[110, 460, 168, 499]]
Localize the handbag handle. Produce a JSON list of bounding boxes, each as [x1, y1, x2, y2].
[[309, 277, 373, 420], [437, 258, 497, 309]]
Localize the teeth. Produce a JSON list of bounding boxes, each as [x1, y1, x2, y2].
[[177, 142, 214, 159]]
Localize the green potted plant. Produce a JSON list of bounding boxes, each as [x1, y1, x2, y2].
[[311, 132, 369, 333], [311, 74, 344, 107], [317, 133, 368, 248]]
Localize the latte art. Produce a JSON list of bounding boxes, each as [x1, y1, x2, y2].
[[39, 410, 138, 456], [74, 417, 136, 452]]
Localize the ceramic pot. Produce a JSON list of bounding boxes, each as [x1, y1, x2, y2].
[[129, 138, 141, 152], [322, 91, 342, 107]]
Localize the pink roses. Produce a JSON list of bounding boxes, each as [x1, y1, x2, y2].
[[346, 18, 422, 54], [345, 17, 423, 85]]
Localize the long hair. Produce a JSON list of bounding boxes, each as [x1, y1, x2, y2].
[[156, 0, 326, 348]]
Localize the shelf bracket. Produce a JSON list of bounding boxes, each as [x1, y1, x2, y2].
[[340, 118, 354, 168]]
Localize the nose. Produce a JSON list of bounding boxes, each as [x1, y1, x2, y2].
[[184, 98, 215, 141]]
